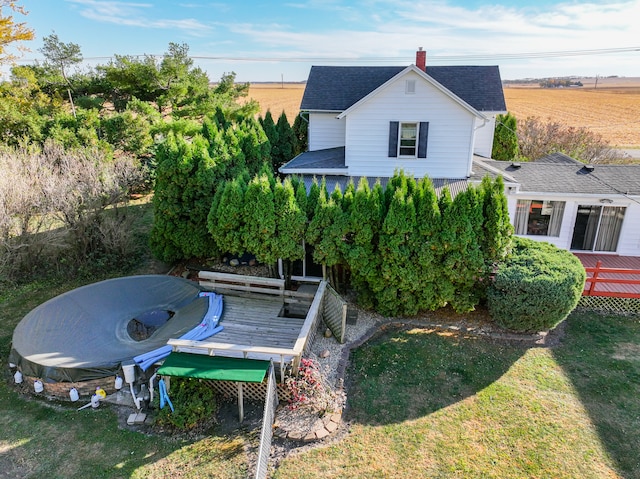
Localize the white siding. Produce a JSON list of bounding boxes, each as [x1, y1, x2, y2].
[[616, 201, 640, 256], [508, 193, 640, 256], [308, 113, 345, 151], [474, 114, 498, 158], [344, 71, 477, 179]]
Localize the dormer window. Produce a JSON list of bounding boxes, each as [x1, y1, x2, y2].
[[388, 121, 429, 159], [399, 122, 418, 156]]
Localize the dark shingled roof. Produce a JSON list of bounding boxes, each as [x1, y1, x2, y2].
[[481, 159, 640, 196], [300, 65, 506, 112], [280, 147, 346, 171]]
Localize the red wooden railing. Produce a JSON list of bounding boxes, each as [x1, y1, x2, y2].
[[583, 260, 640, 299]]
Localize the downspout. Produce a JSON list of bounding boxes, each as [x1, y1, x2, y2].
[[468, 115, 490, 177]]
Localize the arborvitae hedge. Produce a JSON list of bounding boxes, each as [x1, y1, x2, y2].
[[150, 111, 271, 262], [487, 237, 586, 331]]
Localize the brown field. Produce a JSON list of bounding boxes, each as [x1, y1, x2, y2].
[[247, 80, 640, 148], [246, 83, 305, 123]]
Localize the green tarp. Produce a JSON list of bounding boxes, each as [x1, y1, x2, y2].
[[157, 352, 270, 383]]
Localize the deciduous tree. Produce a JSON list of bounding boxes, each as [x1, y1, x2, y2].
[[0, 1, 34, 65], [39, 33, 82, 116]]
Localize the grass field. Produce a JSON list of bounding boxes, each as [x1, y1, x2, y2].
[[274, 312, 640, 478], [247, 80, 640, 148], [4, 269, 640, 478]]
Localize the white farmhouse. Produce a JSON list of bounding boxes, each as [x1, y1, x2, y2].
[[280, 49, 640, 257]]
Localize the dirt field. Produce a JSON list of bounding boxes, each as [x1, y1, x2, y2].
[[504, 83, 640, 147], [245, 83, 306, 124], [247, 79, 640, 148]]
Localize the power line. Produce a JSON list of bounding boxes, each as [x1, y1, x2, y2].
[[16, 46, 640, 64]]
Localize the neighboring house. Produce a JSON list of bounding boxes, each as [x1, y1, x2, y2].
[[280, 48, 640, 260]]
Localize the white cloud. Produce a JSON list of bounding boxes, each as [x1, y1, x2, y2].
[[67, 0, 213, 34]]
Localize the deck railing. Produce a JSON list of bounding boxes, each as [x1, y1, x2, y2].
[[255, 362, 278, 479], [583, 260, 640, 299]]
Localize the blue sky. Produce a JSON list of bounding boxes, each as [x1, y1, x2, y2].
[[9, 0, 640, 82]]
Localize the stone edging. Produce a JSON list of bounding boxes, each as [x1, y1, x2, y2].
[[274, 411, 342, 443]]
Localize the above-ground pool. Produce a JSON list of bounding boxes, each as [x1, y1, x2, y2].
[[9, 275, 209, 383]]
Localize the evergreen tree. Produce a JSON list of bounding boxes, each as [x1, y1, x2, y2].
[[273, 178, 307, 285], [273, 111, 296, 170], [346, 177, 383, 308], [413, 177, 444, 311], [480, 176, 513, 264], [307, 185, 346, 286], [292, 112, 308, 155], [492, 112, 519, 161], [237, 117, 271, 176], [439, 188, 485, 312], [377, 187, 419, 316], [242, 173, 278, 275], [292, 176, 308, 221], [305, 177, 321, 221], [150, 133, 218, 262], [259, 110, 278, 166], [208, 177, 246, 256]]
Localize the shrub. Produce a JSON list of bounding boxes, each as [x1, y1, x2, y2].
[[285, 357, 338, 414], [487, 237, 586, 332], [517, 116, 618, 163], [155, 378, 217, 431]]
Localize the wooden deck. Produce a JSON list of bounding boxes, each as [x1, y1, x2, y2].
[[214, 295, 306, 349], [168, 274, 329, 379], [574, 253, 640, 296]]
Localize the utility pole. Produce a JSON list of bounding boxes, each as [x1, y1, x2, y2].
[[594, 74, 599, 89]]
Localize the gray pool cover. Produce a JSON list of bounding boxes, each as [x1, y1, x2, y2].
[[9, 275, 207, 383]]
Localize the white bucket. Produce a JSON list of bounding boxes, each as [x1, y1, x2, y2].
[[114, 375, 123, 390], [91, 394, 100, 408], [121, 362, 136, 384], [69, 388, 79, 402], [33, 380, 44, 393], [14, 371, 23, 384]]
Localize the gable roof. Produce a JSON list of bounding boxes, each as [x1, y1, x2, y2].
[[300, 65, 506, 113], [337, 65, 485, 120], [482, 159, 640, 196]]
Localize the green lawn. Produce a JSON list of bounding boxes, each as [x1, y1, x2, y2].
[[274, 311, 640, 478], [2, 270, 640, 478]]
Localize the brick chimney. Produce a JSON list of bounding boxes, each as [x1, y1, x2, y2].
[[416, 47, 426, 72]]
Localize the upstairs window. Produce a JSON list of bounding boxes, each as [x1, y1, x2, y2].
[[388, 121, 429, 158], [399, 122, 418, 156]]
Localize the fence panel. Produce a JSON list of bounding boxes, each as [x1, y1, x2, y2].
[[323, 285, 347, 343], [255, 363, 279, 479]]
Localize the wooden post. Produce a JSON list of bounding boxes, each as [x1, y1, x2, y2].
[[588, 260, 602, 296], [237, 382, 244, 423]]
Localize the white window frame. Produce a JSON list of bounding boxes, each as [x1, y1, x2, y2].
[[514, 199, 566, 237], [398, 122, 418, 158]]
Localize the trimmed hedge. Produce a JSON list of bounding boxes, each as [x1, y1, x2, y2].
[[487, 237, 586, 332]]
